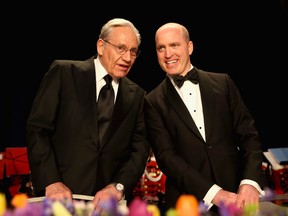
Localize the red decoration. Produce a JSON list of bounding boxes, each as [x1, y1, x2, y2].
[[5, 147, 30, 177]]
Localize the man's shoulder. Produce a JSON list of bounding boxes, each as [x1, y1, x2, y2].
[[55, 56, 92, 65], [122, 77, 146, 94], [196, 67, 228, 77], [146, 80, 166, 103], [49, 56, 94, 72]]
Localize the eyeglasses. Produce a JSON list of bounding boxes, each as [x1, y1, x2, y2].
[[102, 39, 141, 58]]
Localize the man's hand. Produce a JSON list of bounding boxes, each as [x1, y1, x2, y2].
[[212, 189, 237, 207], [45, 182, 73, 200], [92, 184, 123, 213], [235, 184, 259, 209]]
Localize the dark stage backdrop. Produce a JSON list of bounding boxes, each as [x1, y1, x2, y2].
[[2, 1, 287, 151]]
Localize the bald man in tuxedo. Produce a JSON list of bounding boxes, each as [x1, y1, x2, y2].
[[144, 22, 267, 215]]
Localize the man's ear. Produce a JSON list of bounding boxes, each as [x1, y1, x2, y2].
[[97, 39, 105, 56]]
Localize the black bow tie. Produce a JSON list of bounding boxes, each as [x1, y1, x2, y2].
[[172, 69, 199, 88]]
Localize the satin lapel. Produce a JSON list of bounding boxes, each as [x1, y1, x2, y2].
[[73, 58, 99, 147], [196, 69, 216, 142], [164, 76, 204, 141]]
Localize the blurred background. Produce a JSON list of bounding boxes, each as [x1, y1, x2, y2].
[[2, 1, 287, 151]]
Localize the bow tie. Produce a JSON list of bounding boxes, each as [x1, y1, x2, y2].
[[172, 69, 199, 88]]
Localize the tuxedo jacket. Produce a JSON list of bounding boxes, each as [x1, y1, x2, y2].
[[26, 56, 150, 202], [144, 67, 267, 208]]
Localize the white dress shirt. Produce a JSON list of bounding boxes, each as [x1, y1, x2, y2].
[[94, 58, 118, 103]]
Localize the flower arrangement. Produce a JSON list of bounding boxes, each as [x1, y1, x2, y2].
[[1, 188, 287, 216]]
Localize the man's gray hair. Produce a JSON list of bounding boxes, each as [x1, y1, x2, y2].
[[99, 18, 141, 46]]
